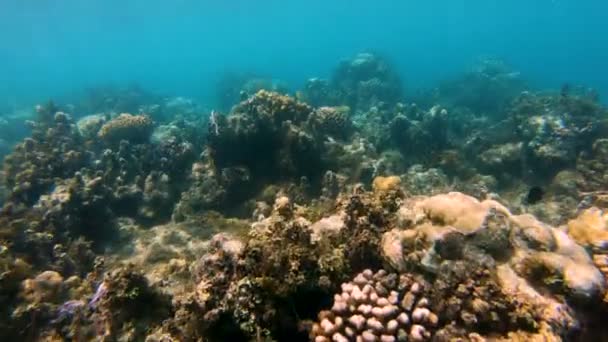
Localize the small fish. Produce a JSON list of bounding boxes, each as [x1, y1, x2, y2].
[[525, 186, 544, 205]]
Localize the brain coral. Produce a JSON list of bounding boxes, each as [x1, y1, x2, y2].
[[98, 113, 153, 144]]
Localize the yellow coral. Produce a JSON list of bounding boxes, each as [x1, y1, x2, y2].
[[372, 175, 401, 192], [567, 207, 608, 302], [414, 192, 510, 234], [567, 207, 608, 247], [97, 113, 153, 143]]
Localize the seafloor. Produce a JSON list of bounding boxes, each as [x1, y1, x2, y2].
[[1, 53, 608, 341]]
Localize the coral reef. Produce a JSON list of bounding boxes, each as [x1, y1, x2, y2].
[[2, 53, 608, 341]]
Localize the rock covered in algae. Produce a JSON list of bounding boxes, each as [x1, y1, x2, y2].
[[97, 113, 153, 144], [311, 269, 438, 342]]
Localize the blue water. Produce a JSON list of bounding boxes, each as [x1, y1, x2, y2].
[[1, 0, 607, 108]]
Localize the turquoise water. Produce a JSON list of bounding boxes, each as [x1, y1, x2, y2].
[[1, 0, 606, 108]]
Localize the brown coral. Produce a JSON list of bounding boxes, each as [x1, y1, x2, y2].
[[97, 113, 153, 144]]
